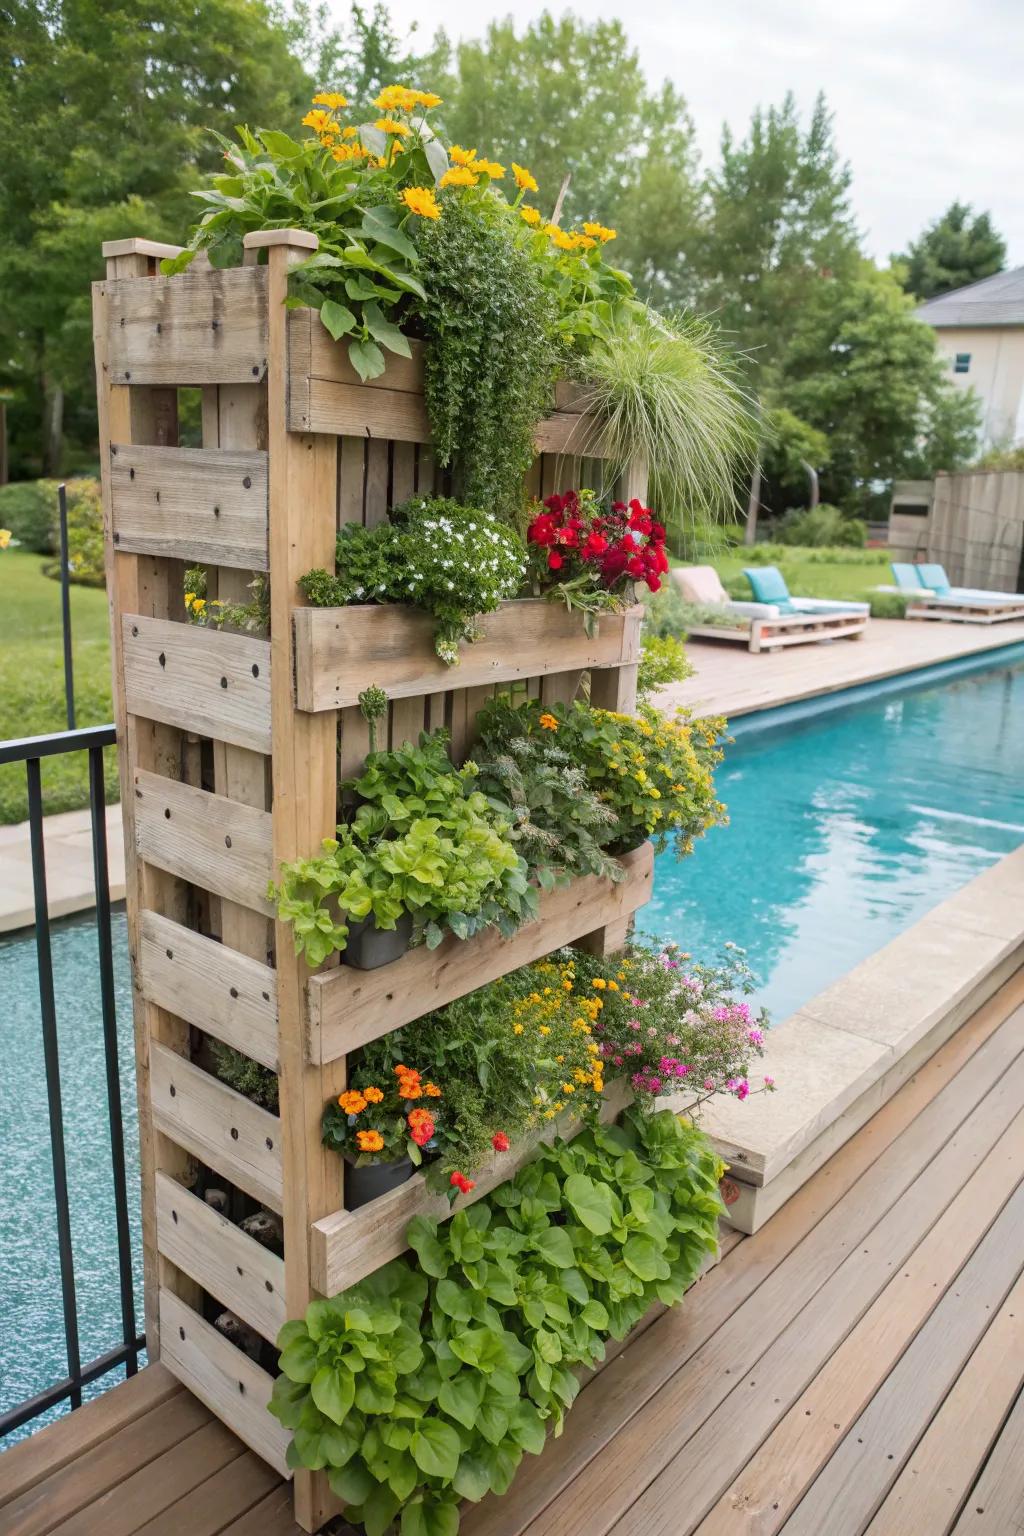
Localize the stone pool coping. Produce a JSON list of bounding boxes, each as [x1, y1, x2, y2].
[[660, 843, 1024, 1232]]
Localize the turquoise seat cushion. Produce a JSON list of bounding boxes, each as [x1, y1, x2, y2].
[[918, 563, 951, 594], [744, 565, 791, 606], [890, 563, 925, 592]]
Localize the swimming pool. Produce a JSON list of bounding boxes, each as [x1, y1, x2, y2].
[[3, 642, 1023, 1441], [640, 643, 1024, 1021]]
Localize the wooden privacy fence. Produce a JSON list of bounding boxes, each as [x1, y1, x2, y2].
[[94, 229, 651, 1531]]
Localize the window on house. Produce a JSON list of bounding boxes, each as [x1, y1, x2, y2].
[[954, 353, 971, 374]]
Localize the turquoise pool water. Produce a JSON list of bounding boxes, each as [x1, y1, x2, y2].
[[640, 645, 1024, 1021], [0, 908, 143, 1445]]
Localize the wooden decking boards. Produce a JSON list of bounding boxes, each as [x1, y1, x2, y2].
[[2, 974, 1023, 1535]]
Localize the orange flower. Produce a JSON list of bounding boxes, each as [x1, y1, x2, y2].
[[539, 713, 559, 731], [397, 1081, 422, 1100], [356, 1129, 385, 1153], [339, 1090, 367, 1114], [407, 1107, 433, 1127], [424, 1082, 442, 1098], [362, 1086, 384, 1104]]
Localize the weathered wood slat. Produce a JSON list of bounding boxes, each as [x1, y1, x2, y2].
[[155, 1173, 286, 1345], [134, 770, 275, 915], [110, 444, 269, 569], [103, 267, 268, 386], [296, 378, 432, 441], [311, 1083, 632, 1296], [138, 910, 278, 1070], [307, 843, 654, 1064], [293, 600, 643, 711], [159, 1290, 291, 1478], [122, 615, 271, 754], [150, 1043, 283, 1212]]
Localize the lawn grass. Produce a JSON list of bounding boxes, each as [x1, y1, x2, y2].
[[0, 549, 117, 823], [710, 544, 893, 605]]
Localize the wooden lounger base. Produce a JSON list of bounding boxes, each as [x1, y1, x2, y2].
[[905, 602, 1024, 625], [686, 614, 868, 654]]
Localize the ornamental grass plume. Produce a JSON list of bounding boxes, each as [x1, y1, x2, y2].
[[581, 313, 756, 557]]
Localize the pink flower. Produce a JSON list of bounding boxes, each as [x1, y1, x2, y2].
[[675, 1063, 691, 1077], [747, 1028, 764, 1046], [649, 1075, 662, 1093], [763, 1075, 775, 1088], [628, 1020, 641, 1031], [734, 1002, 752, 1022], [659, 1056, 680, 1074], [703, 1078, 715, 1091], [734, 1079, 750, 1101], [712, 1006, 730, 1022], [647, 1026, 658, 1037], [666, 1034, 680, 1046], [613, 1055, 624, 1067]]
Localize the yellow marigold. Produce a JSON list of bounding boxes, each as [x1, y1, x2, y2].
[[474, 158, 505, 178], [401, 186, 441, 220], [356, 1129, 385, 1153], [440, 165, 478, 188], [339, 1090, 367, 1114], [538, 712, 559, 731], [592, 978, 607, 990], [583, 221, 617, 243], [375, 117, 410, 137], [362, 1086, 384, 1104], [512, 162, 538, 192], [607, 980, 619, 991], [302, 109, 334, 133], [450, 144, 477, 167], [312, 91, 348, 109]]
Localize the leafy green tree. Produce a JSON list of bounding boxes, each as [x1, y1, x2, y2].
[[432, 12, 699, 234], [780, 261, 979, 512], [0, 0, 311, 475], [895, 201, 1006, 301]]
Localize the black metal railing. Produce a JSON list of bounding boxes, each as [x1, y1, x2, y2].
[[0, 724, 145, 1440]]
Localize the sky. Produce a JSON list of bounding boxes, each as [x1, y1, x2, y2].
[[371, 0, 1024, 266]]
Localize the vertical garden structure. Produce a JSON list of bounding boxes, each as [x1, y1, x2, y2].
[[94, 230, 652, 1529]]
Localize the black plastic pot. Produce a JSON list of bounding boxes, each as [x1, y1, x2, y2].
[[344, 1155, 415, 1210], [343, 911, 413, 970]]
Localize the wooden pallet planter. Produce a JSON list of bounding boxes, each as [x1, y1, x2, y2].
[[95, 230, 650, 1531]]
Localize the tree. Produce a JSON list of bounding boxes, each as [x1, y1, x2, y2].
[[0, 0, 311, 475], [695, 92, 860, 362], [779, 261, 979, 512], [896, 201, 1006, 301], [431, 12, 699, 235]]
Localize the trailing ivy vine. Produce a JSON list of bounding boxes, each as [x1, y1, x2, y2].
[[414, 195, 559, 525]]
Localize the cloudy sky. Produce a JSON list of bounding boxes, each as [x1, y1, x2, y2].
[[377, 0, 1023, 266]]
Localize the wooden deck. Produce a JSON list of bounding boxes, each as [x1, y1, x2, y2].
[[661, 615, 1024, 719], [3, 971, 1023, 1536]]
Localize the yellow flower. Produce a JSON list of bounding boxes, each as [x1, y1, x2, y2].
[[474, 158, 505, 178], [554, 1101, 564, 1112], [450, 144, 477, 167], [302, 109, 334, 134], [577, 235, 597, 250], [342, 125, 359, 139], [184, 592, 195, 609], [191, 598, 206, 615], [362, 1086, 384, 1104], [440, 165, 478, 188], [413, 90, 443, 109], [607, 980, 619, 991], [401, 186, 441, 220], [592, 978, 607, 990], [374, 84, 417, 112], [312, 91, 348, 109], [375, 117, 410, 137], [331, 142, 368, 162], [538, 713, 559, 731], [513, 1023, 524, 1035], [539, 1025, 551, 1036], [583, 221, 617, 243], [512, 163, 538, 192], [552, 228, 581, 252]]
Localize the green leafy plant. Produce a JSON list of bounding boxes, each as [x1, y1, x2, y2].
[[359, 684, 389, 753], [324, 1065, 442, 1169], [301, 498, 526, 665], [210, 1040, 279, 1113], [636, 633, 691, 699], [184, 566, 270, 633], [414, 193, 558, 523], [270, 1109, 725, 1534], [472, 694, 623, 888], [775, 504, 865, 548], [272, 731, 536, 965]]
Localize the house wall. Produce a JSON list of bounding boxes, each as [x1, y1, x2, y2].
[[930, 326, 1024, 446]]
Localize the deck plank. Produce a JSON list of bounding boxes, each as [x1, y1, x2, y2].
[[865, 1272, 1024, 1536], [696, 1139, 1024, 1534], [131, 1448, 280, 1536], [602, 1059, 1024, 1536], [59, 1420, 243, 1536], [949, 1385, 1024, 1535], [0, 1391, 211, 1536], [216, 1486, 307, 1535], [463, 981, 1024, 1536], [0, 1364, 182, 1508]]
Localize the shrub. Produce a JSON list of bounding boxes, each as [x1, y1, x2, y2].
[[0, 479, 58, 555], [775, 504, 865, 548], [43, 478, 105, 587], [870, 591, 909, 619], [271, 1109, 725, 1533]]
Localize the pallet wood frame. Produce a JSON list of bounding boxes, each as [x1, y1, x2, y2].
[[95, 230, 651, 1531]]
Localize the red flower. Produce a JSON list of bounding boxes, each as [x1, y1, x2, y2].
[[450, 1171, 476, 1194], [408, 1111, 435, 1147], [548, 550, 563, 570], [491, 1132, 510, 1152]]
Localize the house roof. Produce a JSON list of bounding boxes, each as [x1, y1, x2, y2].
[[916, 266, 1024, 329]]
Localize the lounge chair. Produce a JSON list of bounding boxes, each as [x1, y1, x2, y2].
[[889, 563, 1024, 624], [670, 566, 868, 653]]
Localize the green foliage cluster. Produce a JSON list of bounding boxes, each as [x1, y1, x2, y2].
[[301, 498, 526, 664], [0, 477, 104, 584], [0, 479, 57, 553], [895, 201, 1007, 301], [183, 566, 270, 633], [210, 1040, 279, 1113], [471, 696, 623, 887], [774, 505, 865, 548], [273, 731, 535, 965], [635, 633, 691, 698], [270, 1109, 724, 1535], [414, 195, 558, 522]]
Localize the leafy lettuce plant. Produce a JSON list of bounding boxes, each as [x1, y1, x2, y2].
[[270, 1110, 724, 1535]]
